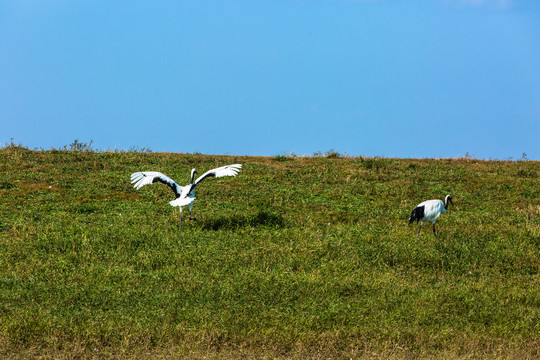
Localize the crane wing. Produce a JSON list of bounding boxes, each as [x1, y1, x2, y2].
[[193, 164, 242, 187], [416, 199, 445, 220], [130, 171, 182, 198]]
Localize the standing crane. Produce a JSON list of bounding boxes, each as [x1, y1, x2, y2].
[[130, 164, 242, 230], [409, 194, 453, 237]]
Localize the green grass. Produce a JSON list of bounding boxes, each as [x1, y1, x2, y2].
[[0, 145, 539, 359]]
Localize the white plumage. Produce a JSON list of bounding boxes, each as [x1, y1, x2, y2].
[[409, 194, 453, 237], [130, 164, 242, 230]]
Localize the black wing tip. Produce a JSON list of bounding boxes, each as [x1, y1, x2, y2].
[[408, 206, 424, 224]]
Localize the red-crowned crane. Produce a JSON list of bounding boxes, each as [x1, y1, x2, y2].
[[409, 194, 453, 237], [130, 164, 242, 230]]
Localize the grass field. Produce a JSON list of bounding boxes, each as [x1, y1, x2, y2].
[[0, 144, 538, 359]]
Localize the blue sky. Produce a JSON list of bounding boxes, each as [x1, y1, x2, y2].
[[1, 0, 539, 159]]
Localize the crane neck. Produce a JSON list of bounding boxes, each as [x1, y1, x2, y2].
[[444, 196, 451, 210]]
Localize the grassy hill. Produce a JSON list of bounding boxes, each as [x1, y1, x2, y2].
[[0, 145, 538, 359]]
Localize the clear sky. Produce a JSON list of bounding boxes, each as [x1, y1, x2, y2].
[[1, 0, 539, 159]]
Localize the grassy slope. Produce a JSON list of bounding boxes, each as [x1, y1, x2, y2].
[[0, 147, 538, 359]]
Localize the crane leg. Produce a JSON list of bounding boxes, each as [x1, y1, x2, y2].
[[432, 223, 437, 237], [189, 203, 195, 221]]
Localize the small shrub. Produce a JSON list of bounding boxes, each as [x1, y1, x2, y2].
[[325, 149, 342, 159], [273, 154, 294, 162], [128, 146, 153, 153], [63, 139, 95, 152], [356, 157, 385, 172]]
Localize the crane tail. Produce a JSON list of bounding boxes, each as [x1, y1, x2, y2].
[[409, 205, 425, 224], [169, 197, 195, 207]]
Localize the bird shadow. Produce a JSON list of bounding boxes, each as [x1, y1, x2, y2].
[[199, 209, 285, 231]]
